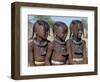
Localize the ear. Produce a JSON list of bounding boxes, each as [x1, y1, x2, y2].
[[35, 31, 38, 35], [55, 30, 58, 35], [53, 32, 56, 37]]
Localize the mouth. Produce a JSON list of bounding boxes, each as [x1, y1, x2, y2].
[[42, 36, 47, 40], [78, 33, 82, 37], [60, 37, 66, 41], [77, 35, 82, 39]]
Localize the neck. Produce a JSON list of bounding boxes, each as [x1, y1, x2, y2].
[[36, 35, 45, 43], [34, 35, 48, 47], [56, 36, 65, 42], [72, 35, 81, 42], [54, 36, 65, 45]]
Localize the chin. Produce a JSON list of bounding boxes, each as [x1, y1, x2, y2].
[[42, 37, 47, 40], [77, 37, 82, 39], [63, 37, 66, 40], [61, 38, 65, 41]]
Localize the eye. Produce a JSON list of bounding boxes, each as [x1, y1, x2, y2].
[[78, 28, 82, 32], [46, 32, 48, 34]]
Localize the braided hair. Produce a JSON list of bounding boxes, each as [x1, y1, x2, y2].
[[31, 20, 50, 39], [69, 20, 84, 38], [53, 21, 68, 34]]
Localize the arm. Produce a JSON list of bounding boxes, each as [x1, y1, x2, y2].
[[45, 42, 53, 65], [66, 40, 74, 64], [82, 40, 87, 64], [28, 41, 35, 66]]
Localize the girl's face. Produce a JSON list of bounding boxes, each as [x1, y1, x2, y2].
[[56, 26, 67, 40], [73, 24, 83, 39], [36, 25, 48, 40]]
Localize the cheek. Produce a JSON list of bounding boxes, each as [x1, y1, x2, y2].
[[73, 31, 77, 36], [39, 30, 45, 34], [38, 31, 43, 35], [40, 31, 48, 38], [37, 31, 44, 37], [64, 33, 67, 37], [40, 31, 44, 35], [46, 32, 48, 36], [57, 32, 62, 37], [78, 33, 82, 37]]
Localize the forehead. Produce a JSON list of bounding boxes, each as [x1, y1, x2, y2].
[[59, 26, 64, 29], [57, 26, 67, 32], [72, 23, 83, 30], [35, 24, 47, 31], [77, 23, 83, 30]]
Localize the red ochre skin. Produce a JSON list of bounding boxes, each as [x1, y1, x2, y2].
[[28, 20, 50, 66], [45, 21, 69, 65], [67, 20, 87, 64]]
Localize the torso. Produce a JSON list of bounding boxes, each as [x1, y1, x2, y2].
[[33, 43, 48, 61], [69, 39, 83, 58], [51, 40, 68, 62], [32, 39, 49, 62]]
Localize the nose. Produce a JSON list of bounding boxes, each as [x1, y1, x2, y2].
[[61, 33, 64, 37], [79, 30, 82, 34], [42, 31, 48, 37]]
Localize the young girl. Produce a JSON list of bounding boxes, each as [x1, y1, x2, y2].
[[67, 20, 87, 64], [28, 20, 50, 66], [45, 21, 69, 65]]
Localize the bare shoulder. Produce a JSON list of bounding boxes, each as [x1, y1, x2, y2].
[[82, 40, 86, 45], [66, 39, 72, 45], [28, 40, 34, 48], [48, 41, 54, 50]]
